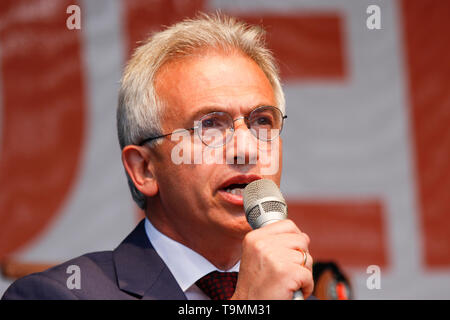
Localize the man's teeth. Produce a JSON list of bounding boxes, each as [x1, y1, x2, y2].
[[225, 188, 244, 196]]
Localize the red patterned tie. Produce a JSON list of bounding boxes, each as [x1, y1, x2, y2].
[[195, 271, 238, 300]]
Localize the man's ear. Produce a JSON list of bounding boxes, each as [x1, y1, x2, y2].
[[122, 145, 158, 197]]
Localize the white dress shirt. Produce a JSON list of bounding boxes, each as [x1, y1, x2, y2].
[[144, 218, 240, 300]]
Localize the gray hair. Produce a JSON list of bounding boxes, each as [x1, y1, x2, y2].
[[117, 12, 285, 210]]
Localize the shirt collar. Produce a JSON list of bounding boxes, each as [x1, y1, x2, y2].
[[144, 218, 240, 292]]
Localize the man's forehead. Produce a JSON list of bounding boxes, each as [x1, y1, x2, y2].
[[156, 52, 276, 122]]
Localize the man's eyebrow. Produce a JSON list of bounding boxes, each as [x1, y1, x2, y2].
[[189, 106, 225, 123]]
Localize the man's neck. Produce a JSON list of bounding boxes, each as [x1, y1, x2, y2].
[[147, 215, 243, 270]]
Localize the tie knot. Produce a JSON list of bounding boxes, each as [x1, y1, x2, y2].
[[195, 271, 238, 300]]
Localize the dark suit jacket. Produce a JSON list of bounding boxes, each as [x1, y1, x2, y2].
[[2, 219, 187, 300]]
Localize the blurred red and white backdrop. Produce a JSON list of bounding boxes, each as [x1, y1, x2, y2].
[[0, 0, 448, 299]]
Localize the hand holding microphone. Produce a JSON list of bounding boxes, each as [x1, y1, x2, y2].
[[231, 179, 314, 300]]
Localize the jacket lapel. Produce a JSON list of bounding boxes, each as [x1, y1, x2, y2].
[[113, 219, 186, 300]]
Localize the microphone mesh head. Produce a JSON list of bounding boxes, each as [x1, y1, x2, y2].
[[243, 179, 287, 228], [243, 179, 283, 208]]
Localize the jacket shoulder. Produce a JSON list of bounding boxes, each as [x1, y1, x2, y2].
[[2, 251, 116, 300]]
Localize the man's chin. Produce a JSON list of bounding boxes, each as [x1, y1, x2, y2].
[[210, 197, 252, 236], [218, 214, 252, 239]]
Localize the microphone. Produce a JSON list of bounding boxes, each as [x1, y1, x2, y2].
[[243, 179, 304, 300]]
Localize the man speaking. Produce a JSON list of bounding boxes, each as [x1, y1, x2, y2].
[[2, 12, 313, 300]]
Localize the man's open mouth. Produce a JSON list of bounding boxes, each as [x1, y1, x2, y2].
[[223, 183, 248, 196], [217, 175, 262, 205]]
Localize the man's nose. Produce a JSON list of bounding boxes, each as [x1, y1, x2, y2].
[[226, 118, 259, 165]]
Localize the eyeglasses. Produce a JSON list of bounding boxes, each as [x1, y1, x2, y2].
[[138, 105, 287, 148]]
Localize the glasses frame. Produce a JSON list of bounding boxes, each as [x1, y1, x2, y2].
[[137, 105, 287, 147]]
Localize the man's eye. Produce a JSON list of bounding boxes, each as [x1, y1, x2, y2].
[[202, 118, 218, 128], [256, 116, 272, 126]]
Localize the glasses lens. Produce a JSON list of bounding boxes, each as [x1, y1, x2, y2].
[[248, 106, 284, 141], [198, 112, 233, 147]]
